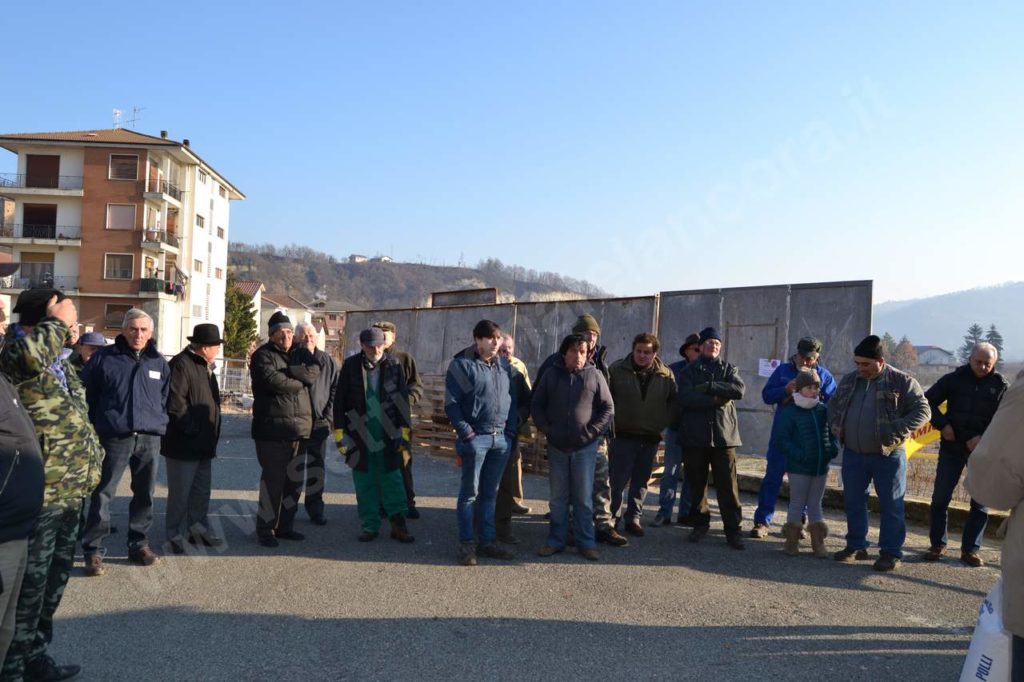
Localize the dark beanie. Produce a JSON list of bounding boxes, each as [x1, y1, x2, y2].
[[13, 288, 66, 326], [268, 311, 292, 334], [679, 333, 701, 356], [572, 314, 601, 336], [854, 335, 884, 360], [359, 327, 386, 346], [699, 327, 721, 343]]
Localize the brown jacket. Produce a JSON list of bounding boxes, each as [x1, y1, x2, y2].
[[966, 378, 1024, 637]]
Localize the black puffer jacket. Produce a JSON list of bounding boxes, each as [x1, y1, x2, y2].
[[925, 365, 1008, 457], [531, 363, 614, 451], [250, 342, 320, 441], [162, 349, 221, 460], [0, 373, 44, 543]]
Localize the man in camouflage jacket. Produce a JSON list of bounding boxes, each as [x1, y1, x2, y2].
[[0, 289, 103, 682]]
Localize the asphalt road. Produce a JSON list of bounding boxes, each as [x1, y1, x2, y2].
[[48, 415, 997, 681]]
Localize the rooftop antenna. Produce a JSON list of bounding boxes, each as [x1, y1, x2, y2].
[[112, 109, 123, 128], [125, 106, 144, 129]]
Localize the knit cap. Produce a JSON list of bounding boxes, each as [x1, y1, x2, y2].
[[572, 314, 601, 335]]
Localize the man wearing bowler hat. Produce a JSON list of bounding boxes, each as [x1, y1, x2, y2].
[[162, 324, 225, 553]]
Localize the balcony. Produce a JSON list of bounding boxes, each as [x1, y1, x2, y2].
[[0, 274, 79, 292], [0, 223, 82, 245], [140, 229, 180, 253], [0, 173, 83, 194], [139, 277, 182, 299], [143, 179, 182, 204]]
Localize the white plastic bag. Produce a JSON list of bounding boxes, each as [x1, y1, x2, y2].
[[960, 577, 1012, 682]]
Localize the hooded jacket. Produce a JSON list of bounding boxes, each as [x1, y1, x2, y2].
[[531, 362, 613, 451], [607, 355, 677, 440], [444, 346, 517, 442]]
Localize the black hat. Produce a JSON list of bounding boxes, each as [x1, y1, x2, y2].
[[359, 327, 386, 346], [854, 335, 884, 360], [268, 311, 292, 334], [13, 288, 66, 326], [797, 336, 823, 359], [699, 327, 722, 343], [188, 323, 224, 345], [679, 333, 702, 356]]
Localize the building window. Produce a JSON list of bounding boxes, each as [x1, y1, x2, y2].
[[192, 304, 203, 318], [109, 154, 139, 180], [106, 204, 136, 230], [195, 215, 205, 229], [198, 169, 207, 184], [218, 184, 227, 198], [105, 304, 133, 328], [215, 267, 223, 279], [104, 253, 134, 280], [216, 226, 224, 239], [193, 259, 203, 273]]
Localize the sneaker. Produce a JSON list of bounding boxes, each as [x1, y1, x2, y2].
[[357, 530, 379, 542], [596, 528, 629, 547], [83, 555, 105, 577], [458, 543, 478, 566], [478, 543, 514, 560], [274, 530, 305, 541], [24, 654, 80, 681], [511, 502, 532, 515], [726, 534, 746, 550], [536, 545, 562, 557], [749, 523, 770, 539], [258, 535, 279, 548], [127, 547, 160, 567], [873, 553, 901, 572], [649, 514, 670, 527], [579, 548, 600, 561], [960, 551, 984, 568], [625, 522, 645, 537], [406, 505, 421, 520], [834, 546, 870, 562], [688, 525, 710, 543], [923, 546, 945, 562]]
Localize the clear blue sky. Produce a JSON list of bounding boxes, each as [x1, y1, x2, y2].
[[3, 1, 1021, 303]]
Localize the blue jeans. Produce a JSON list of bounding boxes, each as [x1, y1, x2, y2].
[[547, 441, 599, 551], [754, 441, 787, 526], [456, 434, 509, 544], [841, 447, 907, 558], [82, 433, 160, 557], [929, 448, 989, 553], [657, 429, 691, 520]]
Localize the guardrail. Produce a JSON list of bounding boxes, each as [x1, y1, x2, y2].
[[146, 179, 182, 200], [0, 223, 82, 239], [0, 173, 83, 190], [141, 229, 180, 247]]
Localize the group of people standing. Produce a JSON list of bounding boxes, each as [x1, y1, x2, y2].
[[1, 287, 1021, 680]]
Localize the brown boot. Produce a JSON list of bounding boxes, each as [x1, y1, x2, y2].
[[809, 521, 829, 558], [389, 514, 415, 544], [782, 522, 802, 556]]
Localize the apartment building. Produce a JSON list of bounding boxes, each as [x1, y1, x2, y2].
[[0, 128, 244, 352]]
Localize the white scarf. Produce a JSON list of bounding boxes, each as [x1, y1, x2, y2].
[[793, 393, 820, 410]]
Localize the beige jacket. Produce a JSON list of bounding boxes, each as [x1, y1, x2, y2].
[[966, 378, 1024, 637]]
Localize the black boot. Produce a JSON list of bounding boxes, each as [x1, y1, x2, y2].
[[390, 514, 415, 543], [25, 654, 81, 681]]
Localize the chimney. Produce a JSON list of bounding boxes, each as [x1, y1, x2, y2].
[[183, 138, 190, 147], [160, 130, 168, 139]]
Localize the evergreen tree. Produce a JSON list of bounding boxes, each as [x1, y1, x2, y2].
[[985, 324, 1005, 366], [881, 332, 898, 359], [891, 336, 919, 372], [958, 323, 985, 363], [224, 276, 260, 359]]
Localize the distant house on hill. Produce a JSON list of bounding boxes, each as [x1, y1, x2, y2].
[[261, 292, 312, 341], [349, 254, 368, 263], [915, 345, 958, 367], [231, 279, 265, 343], [370, 255, 393, 263]]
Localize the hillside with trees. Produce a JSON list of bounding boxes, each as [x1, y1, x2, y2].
[[227, 243, 609, 310]]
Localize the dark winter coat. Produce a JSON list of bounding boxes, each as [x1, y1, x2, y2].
[[334, 352, 410, 472], [444, 347, 517, 442], [925, 365, 1008, 458], [827, 364, 930, 456], [774, 403, 838, 476], [607, 355, 677, 440], [536, 344, 611, 385], [250, 342, 320, 441], [531, 363, 614, 451], [83, 335, 170, 438], [0, 373, 44, 543], [308, 348, 339, 430], [162, 349, 221, 460], [676, 355, 745, 448], [388, 347, 422, 406]]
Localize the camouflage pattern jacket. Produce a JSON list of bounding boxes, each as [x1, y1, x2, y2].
[[0, 317, 103, 509]]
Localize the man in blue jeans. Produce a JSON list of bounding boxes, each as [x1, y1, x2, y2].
[[81, 309, 170, 576], [445, 319, 518, 567], [923, 342, 1006, 567], [652, 333, 700, 527], [827, 335, 929, 572]]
